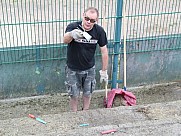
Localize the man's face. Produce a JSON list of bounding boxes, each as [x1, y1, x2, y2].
[[82, 10, 98, 31]]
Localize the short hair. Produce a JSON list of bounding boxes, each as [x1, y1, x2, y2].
[[84, 7, 99, 17]]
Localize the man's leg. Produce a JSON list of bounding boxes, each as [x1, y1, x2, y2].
[[82, 66, 96, 110], [65, 66, 80, 112], [70, 96, 78, 112], [82, 95, 91, 110]]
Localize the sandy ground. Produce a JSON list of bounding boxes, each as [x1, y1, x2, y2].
[[1, 82, 181, 120], [0, 82, 181, 135]]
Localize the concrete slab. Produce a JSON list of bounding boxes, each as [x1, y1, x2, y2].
[[0, 100, 181, 136]]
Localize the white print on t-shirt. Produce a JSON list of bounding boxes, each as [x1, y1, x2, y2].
[[75, 39, 98, 44]]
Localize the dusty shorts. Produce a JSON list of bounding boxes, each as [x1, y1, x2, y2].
[[65, 66, 96, 98]]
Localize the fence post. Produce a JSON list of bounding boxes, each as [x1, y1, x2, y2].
[[112, 0, 123, 89]]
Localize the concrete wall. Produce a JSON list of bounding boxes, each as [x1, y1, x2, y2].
[[119, 36, 181, 87], [0, 60, 65, 99], [0, 48, 105, 99], [119, 50, 181, 87]]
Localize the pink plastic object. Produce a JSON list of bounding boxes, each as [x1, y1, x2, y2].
[[29, 114, 36, 119], [101, 129, 117, 135], [104, 88, 136, 108]]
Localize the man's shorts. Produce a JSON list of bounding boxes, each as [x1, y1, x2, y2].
[[65, 66, 96, 97]]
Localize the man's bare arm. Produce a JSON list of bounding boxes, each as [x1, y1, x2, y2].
[[63, 32, 73, 44], [100, 45, 108, 71]]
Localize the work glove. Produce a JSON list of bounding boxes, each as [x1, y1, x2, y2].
[[99, 70, 108, 85], [70, 29, 84, 39]]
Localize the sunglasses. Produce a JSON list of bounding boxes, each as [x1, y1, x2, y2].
[[84, 16, 96, 23]]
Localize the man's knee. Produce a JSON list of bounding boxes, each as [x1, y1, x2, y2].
[[65, 82, 80, 97]]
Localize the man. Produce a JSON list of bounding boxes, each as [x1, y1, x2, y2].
[[63, 7, 108, 112]]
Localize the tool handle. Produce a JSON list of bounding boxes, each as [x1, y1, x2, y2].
[[36, 118, 47, 124], [101, 129, 117, 135], [123, 1, 127, 90], [105, 82, 108, 100], [28, 114, 36, 119], [79, 123, 89, 127]]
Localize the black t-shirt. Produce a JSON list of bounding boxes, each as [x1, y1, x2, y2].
[[65, 21, 108, 70]]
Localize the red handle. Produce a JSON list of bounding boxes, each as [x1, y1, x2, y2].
[[101, 129, 117, 135], [28, 114, 36, 119]]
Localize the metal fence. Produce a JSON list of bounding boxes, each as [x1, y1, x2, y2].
[[0, 0, 180, 64]]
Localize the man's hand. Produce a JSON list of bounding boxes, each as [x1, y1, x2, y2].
[[99, 70, 108, 85], [70, 29, 84, 39]]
